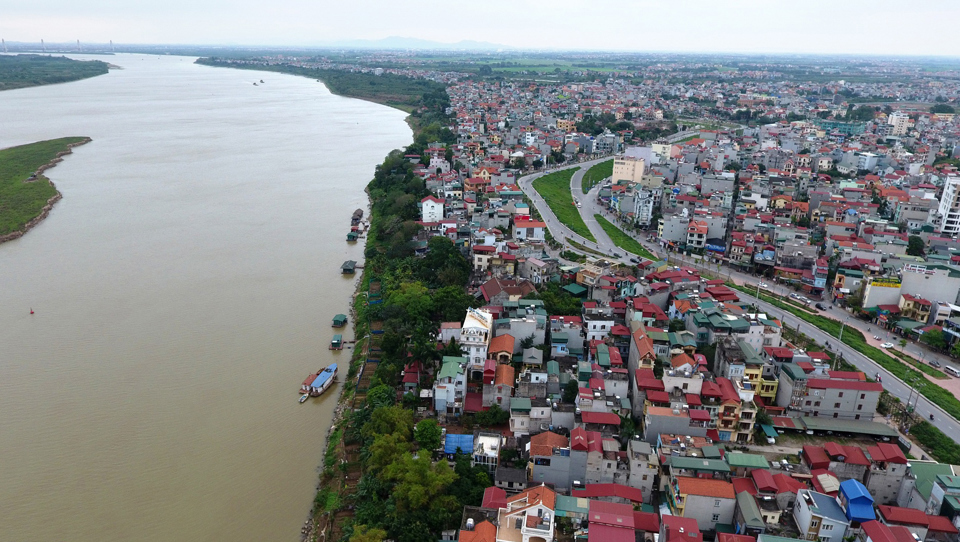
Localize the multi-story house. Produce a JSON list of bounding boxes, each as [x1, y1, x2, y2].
[[865, 443, 910, 506], [495, 485, 557, 542], [627, 439, 658, 503], [433, 356, 467, 415], [667, 476, 737, 531], [799, 379, 882, 421], [794, 489, 852, 542], [461, 308, 493, 380]]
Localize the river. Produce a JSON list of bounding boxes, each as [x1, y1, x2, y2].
[[0, 54, 411, 541]]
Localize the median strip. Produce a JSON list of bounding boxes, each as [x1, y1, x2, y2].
[[593, 214, 657, 261], [530, 168, 596, 242], [729, 283, 960, 422]]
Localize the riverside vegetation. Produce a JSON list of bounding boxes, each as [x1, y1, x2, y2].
[[0, 55, 109, 91], [194, 57, 448, 114], [246, 63, 492, 542], [0, 137, 90, 239]]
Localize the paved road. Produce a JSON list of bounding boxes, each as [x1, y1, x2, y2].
[[522, 160, 960, 445], [518, 157, 635, 267], [669, 253, 960, 445]]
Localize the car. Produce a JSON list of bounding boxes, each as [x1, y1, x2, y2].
[[930, 359, 942, 368], [880, 342, 894, 349], [789, 293, 799, 299], [612, 252, 622, 258], [630, 257, 640, 264], [758, 282, 768, 288], [873, 335, 881, 340], [815, 303, 826, 310]]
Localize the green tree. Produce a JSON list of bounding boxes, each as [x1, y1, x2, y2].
[[431, 286, 476, 322], [931, 104, 955, 114], [414, 419, 443, 452], [898, 339, 908, 351], [363, 405, 414, 440], [922, 329, 947, 351], [562, 379, 579, 403], [668, 319, 686, 332], [349, 525, 388, 542], [951, 341, 960, 359], [383, 453, 458, 511], [475, 404, 510, 427], [367, 432, 412, 474], [387, 281, 435, 325], [907, 235, 925, 257], [367, 384, 396, 410], [511, 157, 526, 169]]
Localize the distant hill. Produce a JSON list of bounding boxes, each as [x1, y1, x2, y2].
[[320, 36, 510, 51]]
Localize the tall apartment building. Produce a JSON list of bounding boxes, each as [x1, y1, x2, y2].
[[938, 176, 960, 238], [888, 111, 910, 136]]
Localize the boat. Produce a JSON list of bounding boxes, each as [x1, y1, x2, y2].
[[259, 79, 264, 83], [330, 334, 343, 350], [332, 314, 348, 328], [300, 364, 338, 397], [253, 82, 258, 86], [299, 394, 309, 403]]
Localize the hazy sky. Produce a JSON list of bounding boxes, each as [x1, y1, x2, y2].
[[4, 0, 960, 56]]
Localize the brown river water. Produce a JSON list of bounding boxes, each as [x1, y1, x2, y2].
[[0, 54, 411, 541]]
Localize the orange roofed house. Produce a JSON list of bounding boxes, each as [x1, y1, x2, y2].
[[667, 476, 737, 531]]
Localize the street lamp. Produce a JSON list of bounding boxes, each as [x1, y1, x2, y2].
[[838, 317, 850, 344]]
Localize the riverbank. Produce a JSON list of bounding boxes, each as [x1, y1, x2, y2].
[[0, 137, 91, 244], [0, 55, 109, 92]]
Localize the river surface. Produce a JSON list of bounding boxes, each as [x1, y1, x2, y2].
[[0, 54, 411, 541]]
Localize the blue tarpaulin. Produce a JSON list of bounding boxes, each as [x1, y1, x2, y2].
[[444, 434, 474, 455]]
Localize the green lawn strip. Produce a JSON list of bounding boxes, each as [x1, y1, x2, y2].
[[593, 214, 657, 261], [0, 137, 88, 237], [566, 237, 607, 257], [910, 421, 960, 464], [531, 168, 595, 242], [581, 159, 613, 194], [728, 283, 960, 423]]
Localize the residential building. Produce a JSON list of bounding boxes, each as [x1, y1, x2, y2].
[[667, 476, 737, 531], [794, 489, 852, 542]]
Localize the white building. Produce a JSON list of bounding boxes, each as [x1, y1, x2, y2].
[[421, 196, 444, 223], [888, 111, 910, 136], [461, 308, 493, 375], [938, 176, 960, 238]]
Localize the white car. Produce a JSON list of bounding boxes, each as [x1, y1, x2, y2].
[[880, 342, 894, 349], [758, 282, 768, 288]]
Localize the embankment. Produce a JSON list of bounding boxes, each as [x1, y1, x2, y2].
[[0, 137, 91, 244]]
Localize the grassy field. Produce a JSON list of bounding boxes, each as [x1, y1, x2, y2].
[[195, 58, 445, 112], [566, 237, 606, 257], [593, 214, 657, 261], [728, 284, 960, 423], [0, 55, 109, 91], [0, 137, 88, 237], [531, 168, 595, 242], [581, 159, 613, 194]]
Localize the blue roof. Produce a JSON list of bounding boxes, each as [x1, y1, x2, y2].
[[839, 479, 875, 522], [310, 364, 338, 388], [445, 434, 474, 455], [809, 491, 848, 522]]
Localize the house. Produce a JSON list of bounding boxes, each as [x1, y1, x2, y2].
[[660, 515, 703, 542], [860, 520, 919, 542], [838, 479, 876, 527], [513, 217, 547, 243], [627, 439, 658, 503], [462, 309, 494, 377], [496, 467, 529, 494], [865, 443, 909, 505], [421, 195, 444, 222], [483, 364, 515, 410], [495, 485, 557, 542], [877, 505, 932, 540], [572, 483, 643, 506], [794, 489, 851, 542], [735, 491, 767, 537], [434, 356, 467, 414], [586, 500, 635, 542], [667, 476, 737, 531]]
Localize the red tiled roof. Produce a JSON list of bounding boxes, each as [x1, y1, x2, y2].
[[877, 505, 929, 526], [732, 477, 758, 496], [529, 431, 569, 457], [581, 411, 621, 426], [574, 483, 643, 503], [676, 476, 735, 499]]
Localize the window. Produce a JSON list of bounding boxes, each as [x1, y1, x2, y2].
[[814, 401, 821, 407], [834, 403, 841, 409], [715, 500, 721, 507], [855, 414, 861, 420], [642, 475, 649, 481], [823, 524, 833, 531], [805, 401, 812, 406], [833, 413, 839, 418], [861, 394, 866, 400], [838, 392, 844, 398], [811, 519, 820, 529], [857, 405, 863, 411], [712, 514, 720, 522]]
